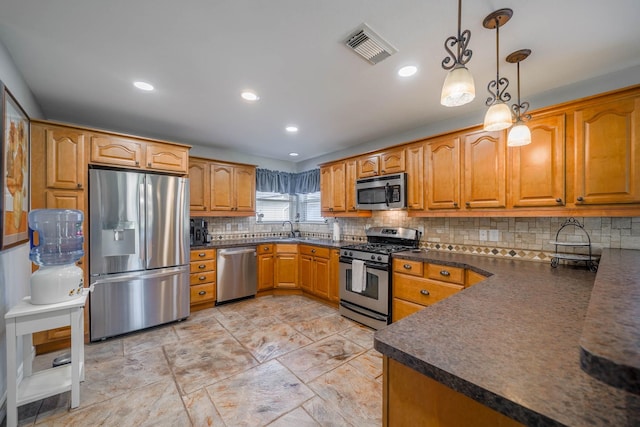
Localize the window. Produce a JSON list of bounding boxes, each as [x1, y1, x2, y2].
[[255, 191, 323, 223]]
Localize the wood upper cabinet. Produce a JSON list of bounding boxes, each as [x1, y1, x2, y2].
[[188, 158, 209, 212], [90, 134, 189, 174], [210, 162, 256, 213], [345, 159, 358, 212], [508, 113, 566, 208], [36, 124, 86, 190], [357, 148, 405, 178], [405, 143, 425, 210], [320, 162, 346, 213], [90, 134, 143, 168], [462, 129, 506, 209], [573, 94, 640, 205], [145, 142, 189, 173], [426, 134, 461, 210]]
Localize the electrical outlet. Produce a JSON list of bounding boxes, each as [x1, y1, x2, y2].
[[489, 230, 499, 242], [479, 229, 488, 241], [226, 224, 231, 231]]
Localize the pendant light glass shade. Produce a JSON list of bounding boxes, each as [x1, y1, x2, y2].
[[507, 121, 531, 146], [441, 65, 475, 107], [483, 101, 512, 131]]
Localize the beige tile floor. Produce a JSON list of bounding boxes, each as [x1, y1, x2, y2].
[[13, 295, 382, 426]]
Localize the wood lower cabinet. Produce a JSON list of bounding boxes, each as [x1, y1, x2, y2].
[[299, 245, 331, 300], [573, 93, 640, 205], [257, 244, 275, 292], [275, 244, 299, 289], [189, 249, 216, 311], [30, 121, 88, 353], [508, 113, 566, 208], [384, 357, 523, 427], [392, 258, 483, 322]]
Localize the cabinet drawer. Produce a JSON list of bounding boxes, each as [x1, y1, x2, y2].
[[392, 258, 423, 277], [276, 244, 298, 254], [257, 244, 274, 254], [190, 249, 215, 261], [190, 259, 215, 273], [190, 283, 215, 304], [190, 271, 216, 285], [393, 274, 463, 307], [299, 245, 330, 258], [392, 298, 424, 322], [426, 264, 465, 285]]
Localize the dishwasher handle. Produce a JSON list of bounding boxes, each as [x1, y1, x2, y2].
[[218, 247, 257, 257]]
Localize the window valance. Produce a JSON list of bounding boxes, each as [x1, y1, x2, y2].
[[256, 168, 320, 195]]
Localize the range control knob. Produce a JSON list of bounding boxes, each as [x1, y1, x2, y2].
[[371, 255, 376, 260], [349, 251, 353, 256], [377, 255, 382, 261]]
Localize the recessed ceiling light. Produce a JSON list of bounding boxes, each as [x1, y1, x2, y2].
[[289, 152, 299, 157], [133, 81, 154, 91], [241, 91, 260, 101], [398, 65, 418, 77], [285, 126, 298, 133]]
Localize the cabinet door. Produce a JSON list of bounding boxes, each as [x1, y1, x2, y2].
[[90, 134, 143, 168], [463, 130, 506, 209], [427, 135, 461, 209], [509, 113, 565, 207], [188, 159, 209, 212], [314, 256, 330, 300], [44, 126, 85, 190], [299, 254, 314, 293], [146, 143, 189, 174], [320, 166, 333, 212], [210, 163, 234, 211], [345, 159, 358, 212], [328, 250, 340, 303], [258, 253, 275, 291], [331, 162, 346, 212], [406, 143, 425, 210], [380, 148, 405, 175], [357, 155, 380, 178], [275, 253, 298, 288], [574, 96, 640, 204], [234, 165, 256, 212]]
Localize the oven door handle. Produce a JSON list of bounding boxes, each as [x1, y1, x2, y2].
[[340, 301, 387, 322]]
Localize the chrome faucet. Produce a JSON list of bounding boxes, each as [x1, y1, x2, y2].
[[282, 221, 295, 237]]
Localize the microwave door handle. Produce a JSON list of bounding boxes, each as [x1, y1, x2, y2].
[[385, 183, 390, 207]]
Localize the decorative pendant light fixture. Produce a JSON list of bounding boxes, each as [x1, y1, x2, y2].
[[483, 9, 513, 131], [440, 0, 475, 107], [506, 49, 532, 147]]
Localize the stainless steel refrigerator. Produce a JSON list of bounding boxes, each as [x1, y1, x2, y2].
[[88, 169, 190, 341]]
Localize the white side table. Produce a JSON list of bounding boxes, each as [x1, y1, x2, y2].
[[4, 292, 88, 427]]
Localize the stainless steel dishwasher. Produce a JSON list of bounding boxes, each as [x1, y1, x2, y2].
[[216, 247, 257, 303]]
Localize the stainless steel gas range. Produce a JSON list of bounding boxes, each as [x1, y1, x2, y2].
[[338, 227, 420, 329]]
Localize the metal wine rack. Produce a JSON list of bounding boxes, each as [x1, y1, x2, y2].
[[550, 218, 599, 272]]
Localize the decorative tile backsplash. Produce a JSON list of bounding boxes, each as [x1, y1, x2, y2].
[[202, 214, 640, 263]]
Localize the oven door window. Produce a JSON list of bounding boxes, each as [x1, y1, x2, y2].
[[345, 268, 379, 300]]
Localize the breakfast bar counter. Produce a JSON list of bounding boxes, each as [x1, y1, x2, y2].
[[374, 249, 640, 426]]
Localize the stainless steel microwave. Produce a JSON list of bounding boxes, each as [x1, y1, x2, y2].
[[355, 173, 407, 210]]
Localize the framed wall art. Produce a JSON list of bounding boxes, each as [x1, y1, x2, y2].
[[1, 81, 30, 250]]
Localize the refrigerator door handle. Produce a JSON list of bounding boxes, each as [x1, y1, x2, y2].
[[91, 266, 188, 285]]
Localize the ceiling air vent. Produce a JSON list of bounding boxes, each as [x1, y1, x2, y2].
[[344, 23, 397, 65]]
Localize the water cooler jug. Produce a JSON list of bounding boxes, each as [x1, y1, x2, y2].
[[29, 209, 84, 304]]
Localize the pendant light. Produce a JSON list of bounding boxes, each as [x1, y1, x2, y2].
[[482, 9, 513, 131], [506, 49, 532, 147], [440, 0, 475, 107]]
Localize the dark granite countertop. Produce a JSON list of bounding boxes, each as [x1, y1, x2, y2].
[[375, 249, 640, 427], [191, 237, 344, 250]]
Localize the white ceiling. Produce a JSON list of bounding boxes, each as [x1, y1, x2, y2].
[[1, 1, 639, 164]]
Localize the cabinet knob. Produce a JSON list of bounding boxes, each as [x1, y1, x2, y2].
[[311, 249, 316, 253], [198, 252, 206, 257], [263, 246, 269, 251], [199, 275, 206, 280], [147, 162, 151, 167], [77, 183, 82, 188], [440, 270, 451, 277], [577, 196, 584, 202], [198, 264, 206, 269], [403, 264, 412, 270], [135, 160, 140, 166], [556, 198, 563, 204], [420, 289, 430, 296], [380, 170, 385, 174], [465, 202, 470, 207], [76, 260, 83, 265], [198, 290, 206, 296], [453, 202, 458, 207]]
